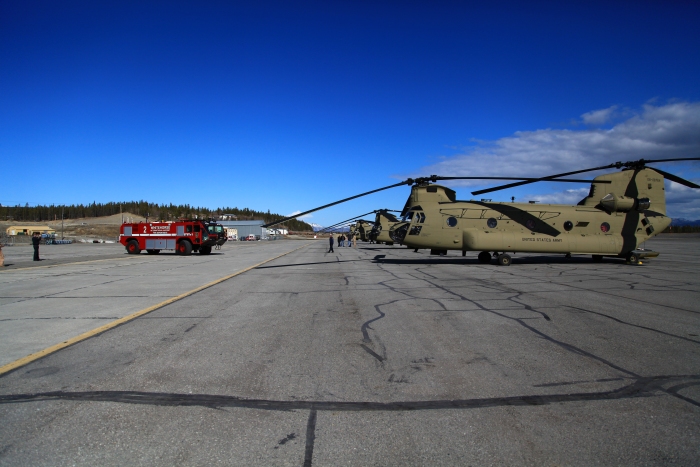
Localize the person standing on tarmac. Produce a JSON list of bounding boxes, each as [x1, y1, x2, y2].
[[328, 233, 334, 253], [32, 232, 41, 261]]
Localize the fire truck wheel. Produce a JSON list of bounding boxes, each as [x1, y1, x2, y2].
[[200, 246, 212, 255], [126, 240, 141, 254], [177, 240, 192, 256], [146, 249, 160, 255]]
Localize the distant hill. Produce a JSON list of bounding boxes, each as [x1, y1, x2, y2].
[[0, 201, 314, 231]]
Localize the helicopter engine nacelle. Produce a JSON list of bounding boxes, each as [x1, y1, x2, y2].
[[600, 193, 650, 212]]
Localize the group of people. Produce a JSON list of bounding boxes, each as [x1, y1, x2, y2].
[[328, 233, 355, 253]]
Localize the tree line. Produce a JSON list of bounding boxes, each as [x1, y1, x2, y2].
[[663, 225, 700, 233], [0, 201, 313, 231]]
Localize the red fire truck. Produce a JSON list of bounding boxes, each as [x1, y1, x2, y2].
[[119, 220, 217, 255]]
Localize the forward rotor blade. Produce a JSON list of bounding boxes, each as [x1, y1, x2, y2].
[[262, 181, 410, 228], [318, 211, 378, 232], [649, 167, 700, 189]]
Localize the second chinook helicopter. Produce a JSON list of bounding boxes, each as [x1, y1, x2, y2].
[[368, 209, 401, 245], [263, 158, 699, 265]]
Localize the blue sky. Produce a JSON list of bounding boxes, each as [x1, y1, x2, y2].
[[2, 1, 699, 225]]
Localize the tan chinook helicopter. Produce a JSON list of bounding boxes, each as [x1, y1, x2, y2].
[[368, 210, 401, 245], [263, 158, 699, 265]]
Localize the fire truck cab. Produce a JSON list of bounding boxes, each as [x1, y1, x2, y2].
[[119, 220, 216, 255], [206, 222, 228, 248]]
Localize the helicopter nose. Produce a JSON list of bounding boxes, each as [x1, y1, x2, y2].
[[390, 223, 409, 243]]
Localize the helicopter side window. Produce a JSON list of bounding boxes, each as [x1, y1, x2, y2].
[[417, 212, 426, 223]]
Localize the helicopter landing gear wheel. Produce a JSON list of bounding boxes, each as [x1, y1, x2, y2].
[[478, 251, 491, 264], [627, 252, 640, 264], [592, 255, 603, 262], [497, 254, 512, 266]]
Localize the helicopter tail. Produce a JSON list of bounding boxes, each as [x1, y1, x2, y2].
[[578, 167, 667, 216]]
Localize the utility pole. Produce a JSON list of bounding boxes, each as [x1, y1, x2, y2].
[[61, 206, 64, 240]]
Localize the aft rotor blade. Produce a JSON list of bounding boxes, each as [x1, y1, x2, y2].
[[470, 157, 700, 196], [470, 164, 620, 196], [437, 176, 602, 182], [649, 167, 700, 189], [262, 182, 410, 228], [635, 157, 700, 165]]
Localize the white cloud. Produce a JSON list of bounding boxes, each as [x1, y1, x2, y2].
[[526, 188, 590, 205], [581, 105, 618, 125], [410, 101, 700, 218], [414, 101, 700, 183], [666, 180, 700, 219]]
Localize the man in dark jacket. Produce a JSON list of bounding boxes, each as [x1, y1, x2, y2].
[[328, 233, 334, 253], [32, 232, 41, 261]]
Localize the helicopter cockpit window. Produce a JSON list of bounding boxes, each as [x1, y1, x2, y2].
[[402, 212, 414, 222], [416, 212, 426, 223]]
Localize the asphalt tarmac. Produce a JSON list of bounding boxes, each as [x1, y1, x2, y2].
[[1, 236, 699, 466]]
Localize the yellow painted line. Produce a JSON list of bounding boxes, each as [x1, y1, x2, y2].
[[0, 242, 310, 377]]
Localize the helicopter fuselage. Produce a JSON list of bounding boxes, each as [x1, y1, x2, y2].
[[392, 201, 670, 255], [389, 168, 672, 257]]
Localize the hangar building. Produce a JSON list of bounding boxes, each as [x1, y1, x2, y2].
[[217, 220, 265, 240]]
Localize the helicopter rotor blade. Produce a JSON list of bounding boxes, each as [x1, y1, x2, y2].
[[318, 211, 378, 232], [627, 157, 700, 165], [437, 176, 606, 183], [648, 167, 700, 189], [262, 181, 411, 228], [470, 157, 700, 196], [318, 209, 400, 232], [470, 164, 620, 196]]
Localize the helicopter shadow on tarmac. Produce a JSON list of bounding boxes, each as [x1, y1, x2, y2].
[[372, 254, 629, 266]]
